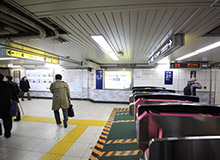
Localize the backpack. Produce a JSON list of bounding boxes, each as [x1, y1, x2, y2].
[[183, 83, 192, 95]]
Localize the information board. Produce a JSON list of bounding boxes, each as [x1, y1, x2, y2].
[[26, 70, 53, 91], [104, 71, 132, 89], [55, 69, 82, 92]]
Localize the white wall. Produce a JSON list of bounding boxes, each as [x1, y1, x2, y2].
[[9, 66, 219, 104], [133, 65, 211, 92], [214, 69, 220, 105]]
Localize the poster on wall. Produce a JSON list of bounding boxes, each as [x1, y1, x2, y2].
[[190, 71, 196, 78], [55, 69, 82, 92], [89, 72, 95, 89], [133, 69, 142, 80], [96, 70, 103, 89], [26, 70, 53, 91], [164, 71, 173, 85], [104, 71, 132, 89]]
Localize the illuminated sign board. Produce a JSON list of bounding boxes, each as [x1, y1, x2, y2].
[[148, 34, 184, 64], [170, 62, 200, 68], [104, 71, 132, 89], [5, 42, 59, 64]]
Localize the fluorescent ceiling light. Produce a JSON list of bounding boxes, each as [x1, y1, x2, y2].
[[176, 40, 220, 61], [8, 64, 21, 68], [91, 35, 119, 61], [0, 57, 18, 60]]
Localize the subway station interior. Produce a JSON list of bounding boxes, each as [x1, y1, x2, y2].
[[0, 0, 220, 160]]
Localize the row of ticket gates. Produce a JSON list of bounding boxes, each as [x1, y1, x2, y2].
[[129, 86, 220, 160]]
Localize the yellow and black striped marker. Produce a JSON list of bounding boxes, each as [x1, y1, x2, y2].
[[106, 138, 137, 144]]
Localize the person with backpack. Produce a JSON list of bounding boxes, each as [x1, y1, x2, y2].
[[184, 77, 202, 96]]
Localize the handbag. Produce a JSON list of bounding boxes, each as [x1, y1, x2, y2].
[[10, 101, 17, 117], [68, 103, 75, 117]]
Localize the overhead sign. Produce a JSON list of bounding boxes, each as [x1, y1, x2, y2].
[[148, 34, 184, 64], [5, 42, 59, 64], [170, 62, 200, 68], [164, 71, 173, 85]]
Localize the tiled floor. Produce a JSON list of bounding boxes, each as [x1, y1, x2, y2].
[[0, 99, 126, 160]]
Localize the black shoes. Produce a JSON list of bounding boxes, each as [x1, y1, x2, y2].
[[4, 133, 11, 138], [63, 120, 68, 128], [57, 121, 62, 125], [57, 121, 67, 128]]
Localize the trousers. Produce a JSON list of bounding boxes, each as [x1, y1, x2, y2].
[[54, 109, 68, 125], [0, 116, 12, 137]]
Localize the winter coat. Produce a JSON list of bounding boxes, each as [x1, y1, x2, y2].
[[7, 80, 20, 102], [20, 79, 30, 92], [50, 80, 70, 110], [0, 81, 11, 118], [187, 81, 202, 96]]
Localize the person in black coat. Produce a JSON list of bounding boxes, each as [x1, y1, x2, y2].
[[20, 76, 31, 101], [0, 73, 13, 138], [6, 75, 21, 121]]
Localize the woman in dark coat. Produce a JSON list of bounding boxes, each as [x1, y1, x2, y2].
[[20, 76, 31, 101], [0, 73, 13, 138]]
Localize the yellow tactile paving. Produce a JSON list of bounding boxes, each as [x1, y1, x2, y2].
[[19, 116, 106, 160], [21, 116, 106, 126]]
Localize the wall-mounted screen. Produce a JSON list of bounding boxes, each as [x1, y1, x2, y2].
[[104, 71, 132, 89]]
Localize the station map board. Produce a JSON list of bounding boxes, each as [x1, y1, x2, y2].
[[55, 69, 83, 92]]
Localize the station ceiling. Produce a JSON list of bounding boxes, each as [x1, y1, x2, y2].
[[0, 0, 220, 67]]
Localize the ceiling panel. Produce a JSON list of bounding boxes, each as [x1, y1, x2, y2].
[[1, 0, 220, 67]]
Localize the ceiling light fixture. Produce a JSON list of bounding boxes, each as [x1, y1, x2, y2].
[[0, 57, 18, 60], [176, 40, 220, 61], [8, 64, 21, 68], [91, 35, 119, 61]]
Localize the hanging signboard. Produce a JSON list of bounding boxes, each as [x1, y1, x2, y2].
[[5, 42, 59, 64], [148, 34, 184, 64]]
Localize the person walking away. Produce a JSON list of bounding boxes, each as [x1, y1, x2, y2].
[[50, 74, 70, 128], [0, 73, 13, 138], [184, 77, 202, 96], [20, 76, 31, 101], [6, 75, 21, 121]]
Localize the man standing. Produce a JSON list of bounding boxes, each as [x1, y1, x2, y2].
[[20, 76, 31, 101], [184, 77, 202, 96], [0, 73, 13, 138], [50, 74, 70, 128]]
